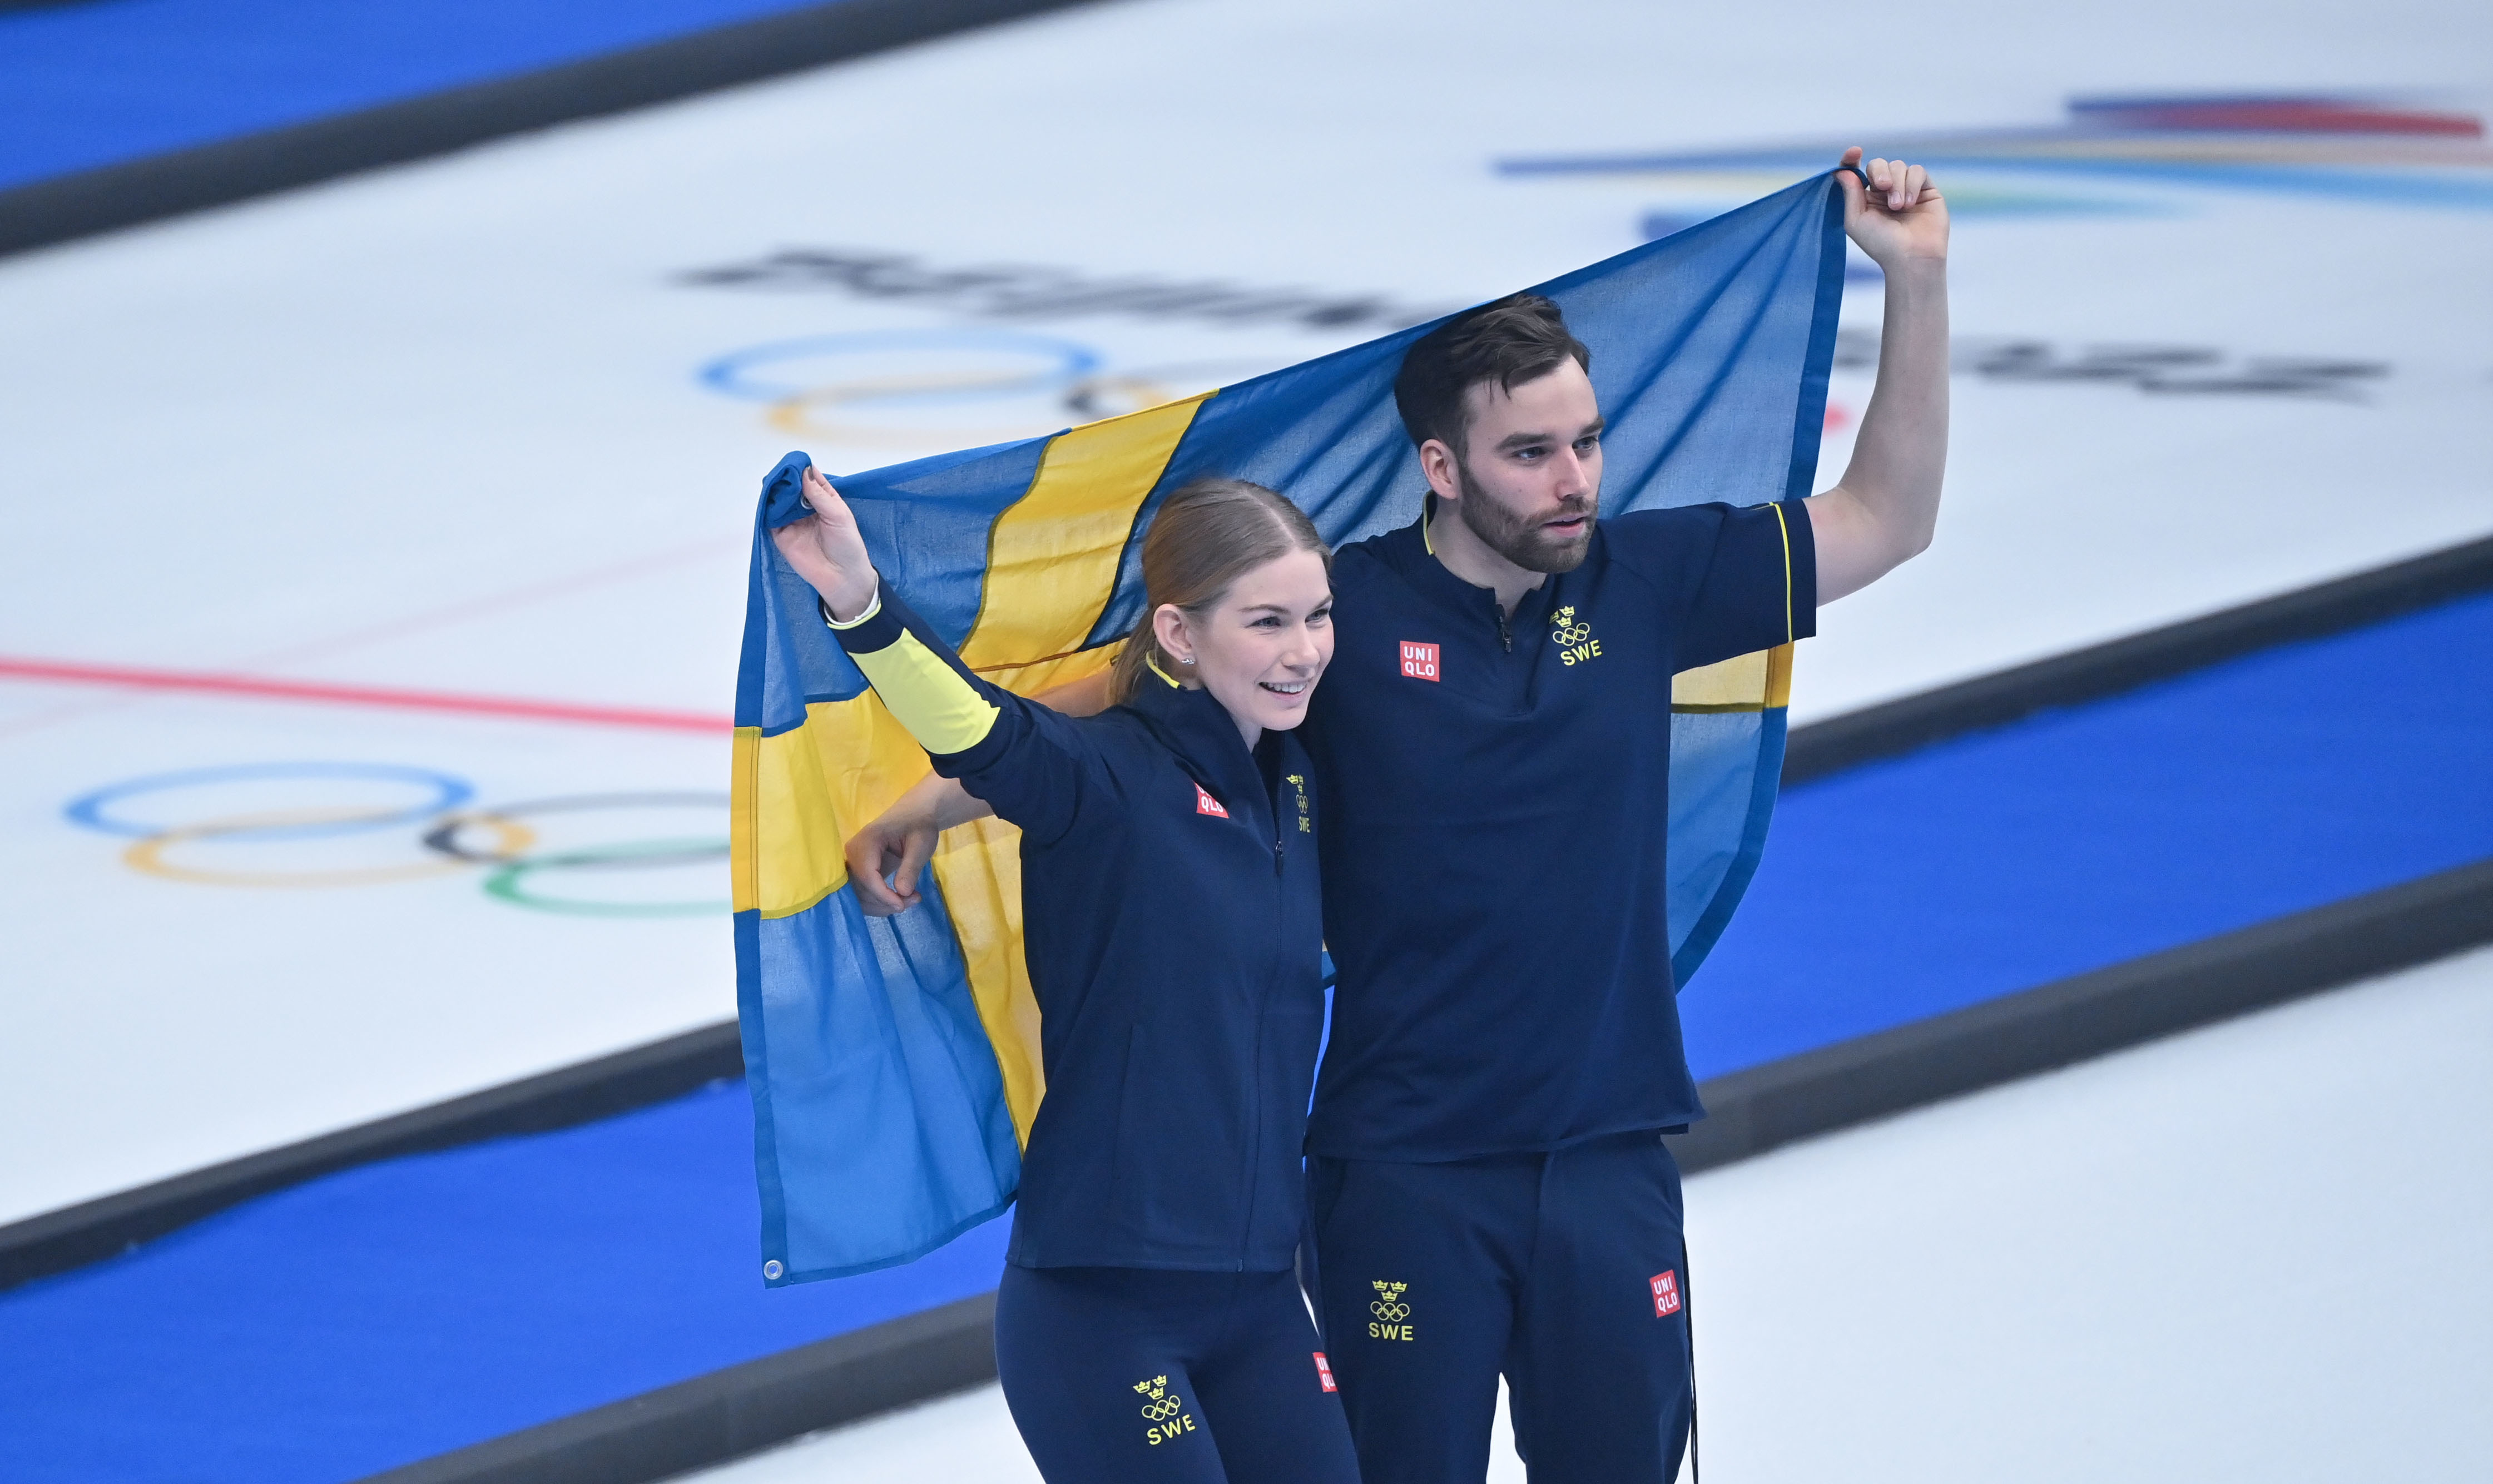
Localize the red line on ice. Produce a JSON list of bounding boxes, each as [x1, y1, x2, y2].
[[0, 656, 732, 733]]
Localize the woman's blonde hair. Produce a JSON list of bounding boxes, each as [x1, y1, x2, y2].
[[1106, 478, 1330, 704]]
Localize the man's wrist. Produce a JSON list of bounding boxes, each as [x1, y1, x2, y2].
[[1876, 254, 1948, 281]]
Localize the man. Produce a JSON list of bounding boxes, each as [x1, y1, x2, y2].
[[850, 149, 1947, 1482]]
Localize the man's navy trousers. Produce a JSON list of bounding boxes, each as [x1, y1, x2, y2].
[[1309, 1133, 1693, 1484]]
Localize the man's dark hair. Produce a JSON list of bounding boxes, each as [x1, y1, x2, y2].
[[1392, 292, 1591, 456]]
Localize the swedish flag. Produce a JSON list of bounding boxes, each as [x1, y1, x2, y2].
[[733, 171, 1851, 1284]]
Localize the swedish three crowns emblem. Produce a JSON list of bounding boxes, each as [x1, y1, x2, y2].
[[1369, 1280, 1415, 1341], [1133, 1374, 1197, 1445], [1551, 605, 1601, 665], [1285, 773, 1312, 833]]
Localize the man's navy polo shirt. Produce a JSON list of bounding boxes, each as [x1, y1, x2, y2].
[[1301, 495, 1815, 1162]]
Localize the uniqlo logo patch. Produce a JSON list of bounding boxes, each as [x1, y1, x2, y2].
[[1194, 783, 1230, 819], [1651, 1270, 1682, 1317], [1313, 1353, 1336, 1392], [1399, 641, 1441, 681]]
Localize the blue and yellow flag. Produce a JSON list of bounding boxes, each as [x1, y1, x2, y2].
[[733, 171, 1850, 1284]]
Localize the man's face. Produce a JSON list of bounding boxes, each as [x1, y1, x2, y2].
[[1430, 358, 1605, 574]]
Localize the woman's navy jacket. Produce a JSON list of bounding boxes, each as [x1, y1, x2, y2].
[[828, 584, 1325, 1273]]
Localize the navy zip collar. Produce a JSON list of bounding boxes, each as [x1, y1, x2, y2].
[[1375, 495, 1572, 644], [1121, 664, 1282, 837]]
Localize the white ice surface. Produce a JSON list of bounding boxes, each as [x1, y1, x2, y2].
[[3, 0, 2489, 1219], [675, 946, 2493, 1483]]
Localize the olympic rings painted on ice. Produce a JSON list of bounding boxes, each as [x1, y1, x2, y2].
[[420, 792, 731, 869], [697, 328, 1101, 403], [701, 328, 1103, 444], [762, 370, 1108, 444], [429, 793, 731, 916], [124, 806, 534, 889], [1062, 359, 1278, 421], [696, 329, 1282, 443], [68, 767, 731, 919], [483, 838, 731, 918], [65, 761, 473, 841]]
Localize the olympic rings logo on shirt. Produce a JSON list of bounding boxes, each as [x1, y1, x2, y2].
[[695, 328, 1277, 444], [1139, 1397, 1183, 1422], [63, 762, 728, 919], [1370, 1298, 1411, 1322]]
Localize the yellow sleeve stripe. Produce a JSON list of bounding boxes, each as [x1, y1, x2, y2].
[[1771, 501, 1795, 645], [851, 631, 1003, 755], [1667, 504, 1801, 713], [1671, 643, 1795, 712]]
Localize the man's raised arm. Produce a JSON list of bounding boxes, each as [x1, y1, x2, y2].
[[844, 666, 1116, 915], [1805, 146, 1950, 604]]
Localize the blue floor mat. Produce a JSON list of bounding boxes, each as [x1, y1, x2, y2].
[[1, 0, 846, 192], [1686, 588, 2493, 1074], [0, 1080, 1009, 1483], [2, 590, 2486, 1482]]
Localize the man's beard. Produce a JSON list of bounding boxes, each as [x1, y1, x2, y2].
[[1452, 458, 1597, 574]]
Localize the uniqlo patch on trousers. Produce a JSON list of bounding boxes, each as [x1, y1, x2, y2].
[[1651, 1269, 1682, 1317], [1314, 1352, 1337, 1392]]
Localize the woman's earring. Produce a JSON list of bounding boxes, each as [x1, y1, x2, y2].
[[1176, 655, 1197, 666]]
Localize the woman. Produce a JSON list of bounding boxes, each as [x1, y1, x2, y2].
[[772, 465, 1357, 1484]]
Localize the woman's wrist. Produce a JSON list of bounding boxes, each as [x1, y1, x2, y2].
[[902, 770, 993, 832], [824, 571, 881, 624]]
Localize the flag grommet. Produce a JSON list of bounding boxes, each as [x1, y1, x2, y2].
[[762, 1259, 785, 1280]]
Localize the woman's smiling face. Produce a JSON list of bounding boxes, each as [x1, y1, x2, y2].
[[1152, 548, 1334, 746]]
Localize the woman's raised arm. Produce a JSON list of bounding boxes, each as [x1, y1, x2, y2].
[[771, 467, 1107, 848]]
